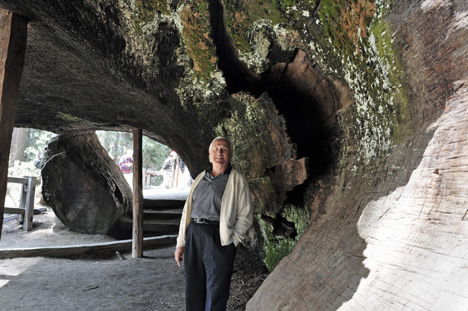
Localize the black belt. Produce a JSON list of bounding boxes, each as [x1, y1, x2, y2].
[[191, 218, 219, 225]]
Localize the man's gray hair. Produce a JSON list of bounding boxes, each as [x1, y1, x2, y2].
[[209, 136, 233, 157]]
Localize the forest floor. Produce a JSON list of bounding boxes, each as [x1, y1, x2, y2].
[[0, 204, 268, 310]]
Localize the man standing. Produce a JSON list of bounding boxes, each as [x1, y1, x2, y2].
[[175, 137, 253, 311], [160, 150, 178, 188]]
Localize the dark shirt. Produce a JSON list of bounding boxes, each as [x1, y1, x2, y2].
[[162, 157, 174, 170], [190, 165, 231, 221]]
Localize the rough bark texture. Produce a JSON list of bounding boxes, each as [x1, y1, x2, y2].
[[41, 133, 132, 235], [1, 0, 468, 309]]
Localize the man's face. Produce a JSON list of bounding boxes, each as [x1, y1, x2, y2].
[[209, 139, 231, 166]]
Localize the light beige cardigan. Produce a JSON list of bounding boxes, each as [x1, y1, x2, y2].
[[176, 168, 253, 247]]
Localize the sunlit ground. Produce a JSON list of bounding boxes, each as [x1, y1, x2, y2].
[[0, 257, 42, 288], [0, 179, 190, 289]]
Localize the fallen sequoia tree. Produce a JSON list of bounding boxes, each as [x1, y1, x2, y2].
[[1, 0, 468, 310]]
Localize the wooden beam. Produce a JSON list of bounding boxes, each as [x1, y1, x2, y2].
[[0, 10, 28, 240], [4, 207, 44, 215], [7, 176, 33, 185], [0, 235, 177, 259], [132, 128, 144, 258]]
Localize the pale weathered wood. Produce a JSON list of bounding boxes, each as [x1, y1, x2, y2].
[[0, 235, 177, 259], [0, 10, 28, 240], [4, 207, 43, 215], [132, 128, 144, 258], [18, 179, 27, 223], [6, 176, 38, 229], [248, 83, 468, 310], [6, 176, 32, 185], [23, 176, 37, 230]]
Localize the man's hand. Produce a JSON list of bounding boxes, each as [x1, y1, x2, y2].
[[175, 246, 184, 267]]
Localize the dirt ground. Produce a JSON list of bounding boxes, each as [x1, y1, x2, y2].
[[0, 206, 268, 311]]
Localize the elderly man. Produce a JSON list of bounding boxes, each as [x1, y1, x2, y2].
[[175, 137, 253, 311]]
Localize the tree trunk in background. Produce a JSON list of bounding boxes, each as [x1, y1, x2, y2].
[[41, 133, 133, 235], [9, 127, 27, 166]]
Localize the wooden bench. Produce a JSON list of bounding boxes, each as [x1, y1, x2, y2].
[[5, 176, 39, 231]]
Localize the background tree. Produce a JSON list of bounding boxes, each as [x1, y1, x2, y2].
[[9, 128, 27, 166], [9, 128, 55, 168], [25, 129, 55, 162], [96, 130, 133, 162], [96, 131, 171, 186]]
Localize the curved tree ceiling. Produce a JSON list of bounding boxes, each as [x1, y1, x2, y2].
[[2, 0, 468, 309]]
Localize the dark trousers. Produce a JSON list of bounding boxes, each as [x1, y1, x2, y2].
[[184, 222, 237, 311]]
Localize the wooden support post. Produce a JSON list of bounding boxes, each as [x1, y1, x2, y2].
[[132, 128, 144, 258], [23, 176, 36, 231], [18, 176, 27, 224], [0, 10, 28, 240]]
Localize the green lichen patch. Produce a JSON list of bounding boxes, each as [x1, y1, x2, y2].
[[282, 203, 310, 237], [318, 0, 376, 56], [128, 0, 170, 36], [136, 0, 169, 22], [367, 19, 409, 142], [57, 112, 83, 122], [314, 0, 409, 164], [179, 0, 218, 82], [214, 94, 272, 176], [257, 203, 310, 272], [223, 0, 284, 53], [263, 234, 296, 273], [223, 0, 317, 55]]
